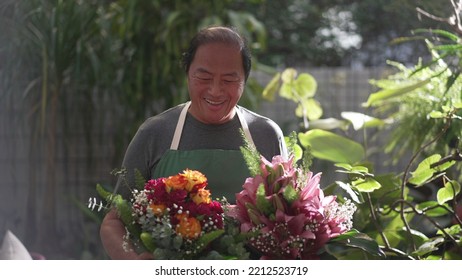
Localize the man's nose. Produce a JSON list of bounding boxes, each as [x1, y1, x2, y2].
[[209, 79, 223, 96]]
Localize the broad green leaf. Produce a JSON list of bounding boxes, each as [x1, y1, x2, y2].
[[434, 160, 456, 173], [336, 164, 373, 181], [408, 154, 441, 186], [322, 246, 376, 260], [412, 237, 444, 257], [307, 118, 349, 130], [328, 230, 385, 257], [140, 231, 156, 252], [295, 98, 323, 120], [437, 224, 461, 236], [279, 82, 296, 101], [428, 110, 445, 118], [351, 165, 370, 173], [113, 195, 142, 244], [352, 177, 381, 193], [335, 181, 361, 203], [284, 135, 303, 162], [281, 68, 297, 83], [294, 73, 317, 98], [341, 111, 385, 130], [437, 180, 461, 204], [292, 143, 303, 163], [415, 201, 450, 217], [408, 169, 434, 186], [364, 78, 431, 107], [298, 129, 365, 164], [335, 163, 353, 171], [262, 73, 280, 101], [407, 229, 430, 244], [369, 173, 403, 203], [196, 229, 225, 251], [441, 105, 451, 112], [425, 255, 442, 260]]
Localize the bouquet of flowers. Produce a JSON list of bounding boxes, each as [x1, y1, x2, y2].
[[93, 169, 249, 259], [228, 134, 357, 259]]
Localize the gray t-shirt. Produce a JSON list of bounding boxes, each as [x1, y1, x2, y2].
[[115, 103, 287, 196]]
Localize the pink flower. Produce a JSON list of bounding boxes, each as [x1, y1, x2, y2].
[[229, 154, 356, 259], [233, 175, 266, 231]]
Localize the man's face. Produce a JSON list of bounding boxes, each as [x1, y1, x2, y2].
[[187, 42, 245, 124]]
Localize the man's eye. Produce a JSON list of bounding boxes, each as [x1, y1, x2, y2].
[[223, 78, 240, 83], [195, 75, 212, 81], [227, 80, 242, 85]]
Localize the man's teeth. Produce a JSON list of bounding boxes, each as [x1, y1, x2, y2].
[[205, 99, 223, 105]]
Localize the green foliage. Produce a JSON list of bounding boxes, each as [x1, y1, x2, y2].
[[366, 51, 462, 167], [0, 0, 268, 259], [298, 129, 365, 164], [364, 78, 432, 107], [408, 154, 456, 187], [335, 164, 382, 193], [282, 184, 298, 205], [284, 131, 303, 163], [323, 230, 386, 259], [206, 216, 250, 260], [239, 129, 263, 177], [437, 180, 461, 205], [261, 1, 462, 259], [262, 68, 321, 129], [256, 184, 273, 216]]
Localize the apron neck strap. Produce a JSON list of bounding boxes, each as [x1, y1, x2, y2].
[[235, 105, 255, 148], [170, 102, 191, 150], [170, 101, 255, 150]]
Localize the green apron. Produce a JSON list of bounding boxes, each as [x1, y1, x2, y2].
[[152, 102, 253, 202]]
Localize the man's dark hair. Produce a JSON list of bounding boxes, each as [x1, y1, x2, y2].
[[181, 26, 252, 82]]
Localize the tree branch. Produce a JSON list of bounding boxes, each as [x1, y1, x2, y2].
[[416, 0, 462, 37]]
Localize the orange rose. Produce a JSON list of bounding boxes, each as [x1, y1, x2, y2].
[[190, 188, 211, 205], [149, 203, 166, 216], [181, 169, 207, 192], [175, 213, 202, 239], [164, 174, 188, 192]]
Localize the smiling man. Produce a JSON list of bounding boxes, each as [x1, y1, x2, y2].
[[185, 29, 246, 124], [99, 26, 287, 260]]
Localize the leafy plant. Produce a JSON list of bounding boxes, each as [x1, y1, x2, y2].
[[0, 0, 268, 259], [262, 0, 462, 259]]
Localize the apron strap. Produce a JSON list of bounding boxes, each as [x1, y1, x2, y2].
[[170, 102, 191, 150], [235, 105, 255, 147], [170, 102, 255, 150]]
